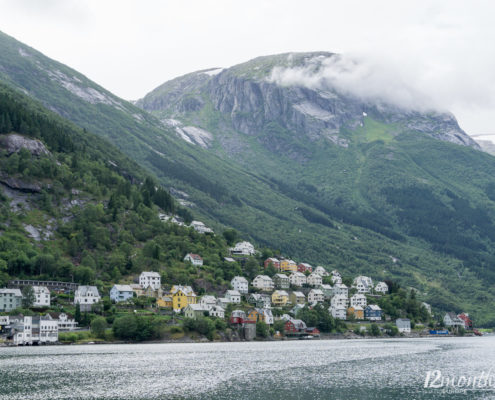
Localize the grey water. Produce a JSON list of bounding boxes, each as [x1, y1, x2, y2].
[[1, 336, 494, 399]]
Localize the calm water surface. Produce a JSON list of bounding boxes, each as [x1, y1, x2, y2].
[[1, 336, 494, 399]]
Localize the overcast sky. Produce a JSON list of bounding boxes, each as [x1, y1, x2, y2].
[[0, 0, 494, 135]]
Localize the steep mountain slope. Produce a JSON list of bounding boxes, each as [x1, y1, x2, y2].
[[0, 81, 239, 296], [139, 52, 495, 324], [1, 31, 495, 324]]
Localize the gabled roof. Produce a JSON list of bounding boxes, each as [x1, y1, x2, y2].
[[290, 271, 306, 277], [226, 290, 241, 296], [112, 284, 133, 292], [185, 253, 203, 260], [274, 290, 289, 296], [274, 273, 289, 279], [140, 271, 160, 278], [366, 304, 382, 311], [309, 289, 324, 295], [186, 304, 207, 311], [231, 276, 248, 283], [292, 291, 305, 297], [75, 286, 100, 297], [0, 288, 22, 296]]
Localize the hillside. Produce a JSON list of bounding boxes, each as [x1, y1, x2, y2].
[[1, 31, 495, 324], [0, 82, 240, 297]]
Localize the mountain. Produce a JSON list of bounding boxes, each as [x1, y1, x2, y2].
[[1, 31, 495, 324]]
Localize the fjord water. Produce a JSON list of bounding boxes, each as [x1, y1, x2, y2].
[[0, 337, 494, 399]]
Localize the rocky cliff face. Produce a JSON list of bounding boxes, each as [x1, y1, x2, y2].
[[138, 52, 479, 151]]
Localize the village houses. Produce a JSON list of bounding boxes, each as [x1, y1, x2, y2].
[[353, 276, 373, 293], [74, 286, 101, 312], [444, 312, 465, 328], [364, 305, 382, 321], [231, 276, 249, 294], [199, 295, 217, 310], [183, 253, 204, 266], [297, 263, 313, 273], [272, 290, 289, 307], [308, 289, 325, 303], [46, 312, 77, 331], [314, 266, 329, 277], [307, 272, 322, 287], [289, 271, 307, 287], [374, 281, 389, 294], [330, 305, 347, 320], [273, 273, 290, 289], [230, 241, 256, 256], [264, 257, 280, 270], [348, 305, 364, 319], [252, 275, 274, 291], [169, 285, 197, 312], [350, 293, 367, 308], [331, 294, 349, 308], [333, 283, 348, 297], [110, 284, 134, 303], [139, 271, 161, 290], [32, 286, 50, 307], [320, 284, 333, 300], [0, 288, 22, 312], [225, 290, 241, 304], [290, 291, 305, 305], [280, 259, 298, 273], [209, 305, 225, 318], [184, 304, 207, 319], [396, 318, 411, 333], [248, 293, 271, 308]]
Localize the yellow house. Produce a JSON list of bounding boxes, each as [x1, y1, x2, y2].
[[156, 296, 172, 308], [348, 306, 364, 320], [271, 290, 289, 307], [246, 308, 264, 323], [280, 259, 297, 273], [170, 285, 197, 312]]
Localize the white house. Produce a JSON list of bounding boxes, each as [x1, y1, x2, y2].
[[314, 266, 330, 277], [252, 275, 274, 291], [353, 276, 373, 293], [32, 286, 50, 307], [74, 286, 101, 312], [374, 281, 389, 294], [307, 273, 323, 287], [0, 288, 22, 312], [225, 290, 241, 304], [184, 253, 204, 266], [289, 271, 307, 287], [47, 312, 78, 331], [110, 284, 134, 303], [230, 241, 256, 256], [331, 294, 348, 308], [139, 271, 161, 290], [444, 312, 464, 328], [333, 283, 348, 297], [209, 305, 225, 318], [331, 275, 342, 284], [12, 316, 58, 345], [330, 305, 347, 320], [308, 289, 325, 303], [231, 276, 249, 294], [350, 293, 367, 308], [331, 270, 341, 278], [262, 308, 274, 325], [396, 318, 411, 333], [200, 295, 217, 310], [216, 298, 230, 308]]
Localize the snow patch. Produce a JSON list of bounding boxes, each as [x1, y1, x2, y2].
[[162, 119, 212, 148]]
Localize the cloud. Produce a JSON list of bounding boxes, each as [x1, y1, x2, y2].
[[268, 54, 439, 112]]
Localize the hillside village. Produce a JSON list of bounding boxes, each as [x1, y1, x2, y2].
[[0, 222, 478, 345]]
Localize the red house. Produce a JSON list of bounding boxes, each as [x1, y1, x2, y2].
[[230, 310, 246, 325], [297, 263, 313, 273], [284, 319, 307, 334], [457, 313, 472, 330], [305, 327, 320, 336], [264, 257, 280, 270]]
